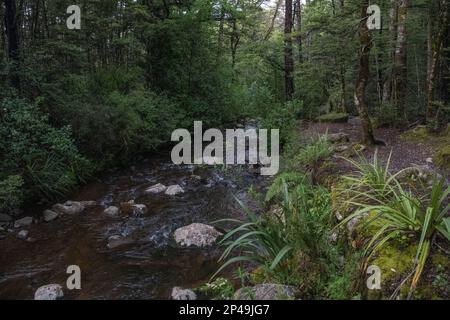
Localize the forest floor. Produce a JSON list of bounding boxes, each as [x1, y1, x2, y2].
[[301, 117, 449, 177]]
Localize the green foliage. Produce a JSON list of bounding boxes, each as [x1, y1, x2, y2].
[[261, 100, 301, 146], [337, 152, 450, 296], [199, 278, 234, 300], [0, 175, 24, 213], [0, 97, 92, 202]]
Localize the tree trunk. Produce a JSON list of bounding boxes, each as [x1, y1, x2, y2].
[[382, 0, 399, 105], [392, 0, 408, 122], [4, 0, 20, 89], [426, 0, 450, 125], [294, 0, 302, 63], [354, 0, 376, 145], [284, 0, 294, 101]]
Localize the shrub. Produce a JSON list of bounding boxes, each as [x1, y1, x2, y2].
[[0, 97, 92, 202], [0, 175, 24, 213]]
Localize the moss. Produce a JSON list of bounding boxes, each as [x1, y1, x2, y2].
[[250, 266, 267, 285], [434, 144, 450, 169], [315, 113, 349, 123], [366, 244, 417, 299], [431, 254, 450, 268], [400, 125, 429, 141]]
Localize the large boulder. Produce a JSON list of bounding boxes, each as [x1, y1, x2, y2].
[[165, 185, 184, 196], [233, 284, 296, 300], [171, 287, 197, 300], [0, 213, 12, 223], [173, 223, 222, 247], [52, 201, 84, 215], [145, 183, 167, 194], [34, 284, 64, 300], [14, 216, 33, 228]]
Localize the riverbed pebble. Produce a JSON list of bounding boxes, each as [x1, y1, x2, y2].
[[165, 185, 184, 196], [34, 284, 64, 300], [43, 210, 59, 222], [145, 183, 167, 194], [52, 201, 84, 215], [171, 287, 197, 300], [17, 229, 29, 240], [104, 206, 120, 217], [14, 216, 33, 228]]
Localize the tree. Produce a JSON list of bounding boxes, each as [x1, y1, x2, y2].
[[354, 0, 376, 145], [392, 0, 408, 122], [4, 0, 20, 89], [284, 0, 294, 101], [426, 0, 450, 129]]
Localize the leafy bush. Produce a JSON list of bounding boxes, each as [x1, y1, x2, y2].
[[0, 97, 92, 202], [261, 100, 301, 146], [215, 179, 339, 294], [0, 175, 24, 213]]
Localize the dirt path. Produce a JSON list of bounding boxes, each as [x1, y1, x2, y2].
[[301, 117, 446, 176]]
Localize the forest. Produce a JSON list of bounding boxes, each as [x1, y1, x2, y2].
[[0, 0, 449, 301]]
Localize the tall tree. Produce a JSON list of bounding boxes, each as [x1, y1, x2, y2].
[[4, 0, 20, 89], [392, 0, 408, 122], [426, 0, 450, 128], [354, 0, 376, 145], [284, 0, 294, 101], [294, 0, 302, 63]]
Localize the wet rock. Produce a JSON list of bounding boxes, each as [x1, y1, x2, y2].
[[171, 287, 197, 300], [43, 210, 59, 222], [0, 213, 12, 223], [34, 284, 64, 300], [14, 216, 33, 228], [174, 223, 222, 247], [107, 235, 132, 249], [327, 133, 350, 144], [145, 183, 167, 194], [17, 229, 29, 240], [53, 201, 84, 215], [233, 284, 296, 300], [120, 201, 147, 216], [132, 204, 147, 215], [165, 185, 184, 196], [104, 206, 120, 217], [80, 200, 97, 208]]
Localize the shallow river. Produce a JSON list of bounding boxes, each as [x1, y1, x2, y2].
[[0, 146, 268, 299]]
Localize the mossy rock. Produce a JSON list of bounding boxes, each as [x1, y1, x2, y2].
[[315, 113, 349, 123], [400, 125, 429, 141], [434, 144, 450, 169]]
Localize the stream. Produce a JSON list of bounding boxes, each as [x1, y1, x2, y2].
[[0, 129, 269, 299]]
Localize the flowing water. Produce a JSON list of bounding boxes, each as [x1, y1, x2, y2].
[[0, 140, 269, 299]]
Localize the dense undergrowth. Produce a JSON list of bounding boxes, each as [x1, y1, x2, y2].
[[210, 130, 450, 300]]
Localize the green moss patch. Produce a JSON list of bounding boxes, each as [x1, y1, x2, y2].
[[434, 144, 450, 169]]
